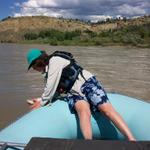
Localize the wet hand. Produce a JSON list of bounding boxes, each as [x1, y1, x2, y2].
[[27, 98, 41, 110]]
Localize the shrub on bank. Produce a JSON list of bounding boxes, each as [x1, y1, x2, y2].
[[23, 23, 150, 47]]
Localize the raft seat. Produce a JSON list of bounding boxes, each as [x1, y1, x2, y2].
[[25, 137, 150, 150]]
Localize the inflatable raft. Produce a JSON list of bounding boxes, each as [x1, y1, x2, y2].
[[0, 93, 150, 148]]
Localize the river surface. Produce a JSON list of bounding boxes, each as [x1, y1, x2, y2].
[[0, 44, 150, 129]]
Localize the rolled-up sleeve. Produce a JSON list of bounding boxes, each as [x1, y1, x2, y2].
[[41, 56, 70, 106]]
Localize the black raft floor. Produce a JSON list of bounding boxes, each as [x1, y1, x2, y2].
[[25, 137, 150, 150]]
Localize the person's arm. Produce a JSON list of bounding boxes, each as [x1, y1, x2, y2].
[[27, 57, 70, 109], [41, 56, 70, 106], [40, 57, 64, 105]]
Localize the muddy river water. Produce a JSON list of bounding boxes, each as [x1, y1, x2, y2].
[[0, 44, 150, 129]]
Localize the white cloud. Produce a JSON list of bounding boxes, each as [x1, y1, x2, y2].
[[22, 0, 39, 8], [117, 4, 146, 15], [37, 0, 58, 7], [14, 2, 21, 7], [13, 0, 150, 21], [138, 1, 150, 8], [88, 15, 112, 23]]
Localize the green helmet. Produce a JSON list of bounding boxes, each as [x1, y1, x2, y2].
[[26, 48, 43, 70]]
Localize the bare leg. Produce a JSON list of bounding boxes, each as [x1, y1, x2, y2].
[[98, 102, 136, 141], [75, 100, 92, 139]]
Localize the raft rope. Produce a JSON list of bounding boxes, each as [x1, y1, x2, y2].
[[0, 141, 26, 150]]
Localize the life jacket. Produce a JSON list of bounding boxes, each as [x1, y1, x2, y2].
[[46, 51, 85, 93]]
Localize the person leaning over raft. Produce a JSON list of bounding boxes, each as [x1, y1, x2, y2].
[[26, 48, 136, 141]]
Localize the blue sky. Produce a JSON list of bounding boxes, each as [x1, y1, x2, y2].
[[0, 0, 21, 19], [1, 0, 150, 21], [1, 0, 14, 19]]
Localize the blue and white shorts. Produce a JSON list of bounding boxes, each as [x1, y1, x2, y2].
[[66, 76, 109, 113]]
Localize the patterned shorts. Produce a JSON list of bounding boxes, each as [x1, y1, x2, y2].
[[66, 76, 109, 113]]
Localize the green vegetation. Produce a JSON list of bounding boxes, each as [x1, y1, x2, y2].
[[25, 29, 81, 41], [0, 15, 150, 47], [96, 23, 150, 47], [24, 23, 150, 47], [24, 29, 82, 45]]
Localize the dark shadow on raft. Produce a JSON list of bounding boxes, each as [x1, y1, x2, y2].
[[74, 111, 120, 140]]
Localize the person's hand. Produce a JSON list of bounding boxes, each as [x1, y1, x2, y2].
[[27, 98, 41, 110]]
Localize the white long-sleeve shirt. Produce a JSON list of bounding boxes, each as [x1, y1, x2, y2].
[[41, 56, 93, 106]]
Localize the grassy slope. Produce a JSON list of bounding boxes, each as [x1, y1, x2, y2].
[[0, 16, 150, 47]]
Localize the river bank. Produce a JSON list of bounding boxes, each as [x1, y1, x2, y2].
[[0, 16, 150, 48]]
